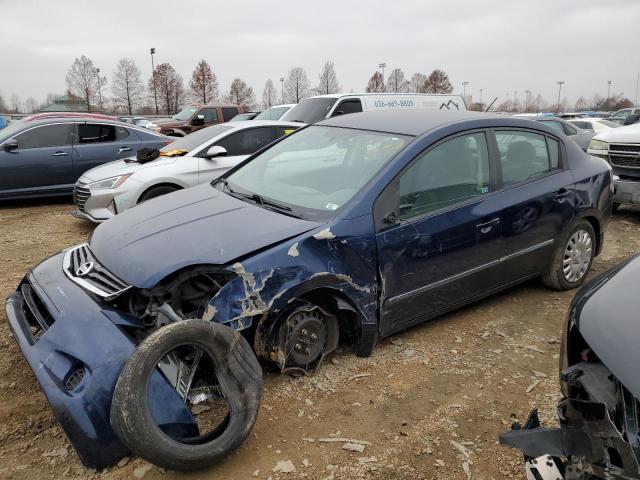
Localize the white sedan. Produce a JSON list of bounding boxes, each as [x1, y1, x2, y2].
[[73, 120, 303, 222]]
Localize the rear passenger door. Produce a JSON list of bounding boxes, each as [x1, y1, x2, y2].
[[491, 129, 575, 279], [72, 123, 139, 177], [197, 126, 279, 182]]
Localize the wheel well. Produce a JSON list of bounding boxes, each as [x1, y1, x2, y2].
[[582, 215, 602, 255], [138, 183, 183, 203], [298, 288, 363, 345]]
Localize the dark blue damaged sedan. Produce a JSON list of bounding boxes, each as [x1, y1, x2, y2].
[[5, 110, 612, 470]]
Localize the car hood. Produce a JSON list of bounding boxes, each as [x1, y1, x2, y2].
[[573, 255, 640, 397], [88, 183, 322, 288], [79, 156, 181, 182], [594, 122, 640, 143]]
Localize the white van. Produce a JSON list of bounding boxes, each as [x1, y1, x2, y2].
[[280, 93, 467, 124]]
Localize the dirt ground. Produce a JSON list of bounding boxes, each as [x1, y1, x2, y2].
[[1, 199, 639, 480]]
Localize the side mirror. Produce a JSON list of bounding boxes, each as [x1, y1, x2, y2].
[[205, 145, 227, 159], [2, 139, 18, 151], [333, 110, 345, 117], [192, 114, 205, 125]]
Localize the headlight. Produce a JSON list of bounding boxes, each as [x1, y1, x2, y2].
[[588, 139, 608, 151], [88, 174, 132, 190]]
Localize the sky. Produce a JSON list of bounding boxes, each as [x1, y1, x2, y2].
[[2, 0, 640, 108]]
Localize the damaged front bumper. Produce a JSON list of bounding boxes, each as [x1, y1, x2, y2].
[[613, 175, 640, 206], [500, 363, 640, 479], [4, 252, 198, 469]]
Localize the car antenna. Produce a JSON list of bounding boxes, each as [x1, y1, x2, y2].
[[485, 97, 498, 112]]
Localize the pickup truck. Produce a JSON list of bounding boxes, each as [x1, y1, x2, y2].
[[587, 122, 640, 210], [151, 104, 246, 137]]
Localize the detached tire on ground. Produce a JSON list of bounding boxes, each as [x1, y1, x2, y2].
[[110, 319, 262, 471], [542, 219, 596, 291], [138, 185, 179, 203]]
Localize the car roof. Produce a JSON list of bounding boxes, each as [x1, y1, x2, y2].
[[317, 110, 500, 136], [310, 93, 462, 99]]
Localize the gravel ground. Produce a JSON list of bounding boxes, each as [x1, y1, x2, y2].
[[1, 199, 639, 480]]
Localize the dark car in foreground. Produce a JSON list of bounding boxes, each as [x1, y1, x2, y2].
[[0, 117, 173, 199], [501, 255, 640, 479], [5, 110, 612, 471]]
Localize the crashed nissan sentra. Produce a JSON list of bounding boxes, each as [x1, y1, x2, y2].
[[501, 255, 640, 479], [5, 110, 612, 471]]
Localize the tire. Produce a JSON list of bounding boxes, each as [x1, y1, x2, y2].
[[542, 220, 596, 291], [138, 185, 179, 203], [110, 319, 262, 471], [612, 202, 620, 213]]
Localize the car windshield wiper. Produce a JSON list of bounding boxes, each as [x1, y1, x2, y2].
[[219, 179, 296, 215]]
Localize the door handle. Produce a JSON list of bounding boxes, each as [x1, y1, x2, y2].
[[52, 151, 68, 156], [476, 217, 500, 234], [118, 147, 132, 154], [554, 188, 571, 200]]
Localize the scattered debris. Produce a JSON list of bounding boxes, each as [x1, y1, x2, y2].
[[117, 456, 130, 468], [302, 459, 311, 467], [348, 373, 371, 381], [313, 228, 336, 240], [318, 437, 371, 446], [358, 456, 378, 464], [273, 460, 296, 473], [522, 345, 545, 354], [526, 379, 543, 393], [133, 463, 153, 479], [343, 442, 366, 452]]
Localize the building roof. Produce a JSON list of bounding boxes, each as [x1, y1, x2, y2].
[[40, 94, 88, 113]]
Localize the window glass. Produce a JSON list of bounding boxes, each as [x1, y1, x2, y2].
[[254, 106, 290, 120], [78, 124, 116, 143], [222, 107, 239, 122], [563, 123, 578, 135], [540, 120, 564, 134], [277, 126, 299, 137], [547, 138, 560, 169], [398, 133, 490, 219], [598, 120, 620, 128], [333, 99, 363, 116], [224, 126, 411, 218], [215, 127, 276, 156], [571, 121, 592, 131], [199, 108, 218, 123], [280, 98, 337, 123], [15, 124, 72, 149], [613, 109, 630, 118], [115, 126, 130, 140], [496, 131, 557, 185]]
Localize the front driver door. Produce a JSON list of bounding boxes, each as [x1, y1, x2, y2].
[[376, 130, 507, 335], [198, 127, 279, 182], [0, 123, 74, 195]]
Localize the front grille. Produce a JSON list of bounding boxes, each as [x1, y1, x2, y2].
[[610, 154, 640, 169], [610, 144, 640, 153], [20, 282, 55, 342], [63, 244, 131, 300], [73, 185, 90, 212]]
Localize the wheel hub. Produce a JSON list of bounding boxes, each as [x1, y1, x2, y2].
[[285, 309, 327, 368], [563, 229, 593, 283]]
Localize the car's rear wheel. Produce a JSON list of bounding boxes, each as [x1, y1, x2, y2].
[[542, 220, 595, 290], [139, 185, 179, 203], [110, 319, 262, 471]]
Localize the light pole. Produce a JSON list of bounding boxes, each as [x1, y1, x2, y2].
[[479, 88, 483, 104], [280, 77, 285, 104], [462, 81, 469, 102], [556, 81, 565, 113], [150, 48, 159, 115], [635, 72, 639, 107], [378, 62, 387, 81], [514, 90, 518, 111], [524, 90, 532, 112], [96, 67, 103, 112], [607, 80, 612, 102]]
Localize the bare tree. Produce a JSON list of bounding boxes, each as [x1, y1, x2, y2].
[[10, 94, 20, 113], [111, 58, 145, 115], [66, 55, 102, 112], [262, 79, 278, 109], [0, 93, 7, 113], [574, 96, 588, 111], [25, 97, 39, 113], [386, 68, 410, 93], [365, 71, 385, 93], [284, 67, 311, 103], [148, 63, 186, 115], [316, 60, 341, 95], [410, 72, 427, 93], [189, 59, 219, 104], [422, 69, 453, 94], [224, 78, 256, 107]]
